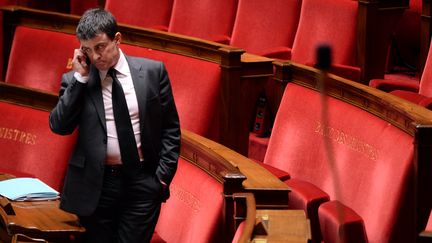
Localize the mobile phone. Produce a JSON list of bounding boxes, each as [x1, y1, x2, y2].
[[84, 53, 91, 66]]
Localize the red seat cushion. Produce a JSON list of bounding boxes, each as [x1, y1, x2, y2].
[[319, 201, 367, 243], [286, 179, 329, 241]]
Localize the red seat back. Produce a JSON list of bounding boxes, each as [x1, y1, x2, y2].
[[5, 26, 78, 93], [155, 158, 223, 242], [264, 83, 415, 242], [168, 0, 238, 43], [0, 101, 77, 191], [230, 0, 301, 60], [419, 41, 432, 96], [70, 0, 99, 15], [291, 0, 358, 67], [105, 0, 174, 31], [121, 45, 221, 141]]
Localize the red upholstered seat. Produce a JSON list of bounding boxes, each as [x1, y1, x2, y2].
[[153, 158, 224, 242], [229, 0, 301, 60], [70, 0, 99, 15], [264, 83, 415, 242], [371, 39, 432, 109], [290, 0, 360, 81], [0, 101, 77, 191], [5, 26, 78, 93], [318, 201, 367, 243], [376, 0, 421, 86], [168, 0, 238, 44], [0, 0, 17, 79], [105, 0, 173, 31], [369, 0, 423, 93], [121, 44, 221, 141]]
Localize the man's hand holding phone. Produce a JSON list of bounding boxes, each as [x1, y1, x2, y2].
[[73, 48, 90, 77]]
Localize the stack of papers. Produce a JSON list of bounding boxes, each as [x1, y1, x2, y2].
[[0, 177, 59, 201]]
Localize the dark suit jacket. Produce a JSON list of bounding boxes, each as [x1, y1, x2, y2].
[[49, 55, 181, 216]]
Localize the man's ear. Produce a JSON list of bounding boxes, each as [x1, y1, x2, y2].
[[114, 32, 122, 45]]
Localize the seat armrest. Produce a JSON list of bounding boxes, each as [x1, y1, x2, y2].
[[319, 200, 367, 243], [285, 179, 330, 242]]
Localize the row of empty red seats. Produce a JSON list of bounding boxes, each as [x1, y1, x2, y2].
[[103, 0, 361, 81]]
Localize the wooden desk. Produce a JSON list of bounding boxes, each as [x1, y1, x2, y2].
[[252, 210, 310, 243], [0, 175, 84, 243]]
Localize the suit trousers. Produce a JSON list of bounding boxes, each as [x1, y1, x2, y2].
[[79, 164, 163, 243]]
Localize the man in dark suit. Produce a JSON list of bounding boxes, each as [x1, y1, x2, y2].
[[49, 8, 180, 243]]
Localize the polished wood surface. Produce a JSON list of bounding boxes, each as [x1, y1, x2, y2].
[[181, 129, 290, 208], [0, 82, 57, 112], [252, 210, 310, 243], [233, 193, 310, 243], [0, 174, 84, 243], [11, 233, 48, 243]]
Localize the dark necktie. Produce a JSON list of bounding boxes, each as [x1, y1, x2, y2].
[[109, 68, 140, 174]]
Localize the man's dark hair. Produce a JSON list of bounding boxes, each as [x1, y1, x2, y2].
[[76, 8, 118, 41]]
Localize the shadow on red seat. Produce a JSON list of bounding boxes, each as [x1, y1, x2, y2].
[[105, 0, 174, 31], [5, 26, 78, 93], [168, 0, 238, 44], [370, 0, 422, 91], [290, 0, 360, 82], [0, 101, 77, 191], [370, 40, 432, 110], [229, 0, 301, 60], [69, 0, 100, 15]]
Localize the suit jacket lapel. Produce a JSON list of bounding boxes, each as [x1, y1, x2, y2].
[[87, 65, 107, 133], [126, 56, 148, 132]]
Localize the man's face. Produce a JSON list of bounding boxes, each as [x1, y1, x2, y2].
[[80, 32, 121, 71]]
